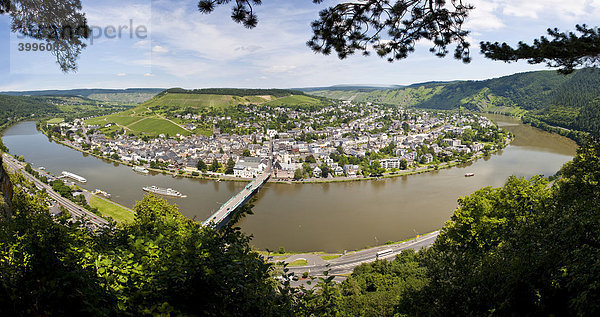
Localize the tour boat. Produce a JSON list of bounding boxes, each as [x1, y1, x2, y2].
[[142, 186, 187, 198]]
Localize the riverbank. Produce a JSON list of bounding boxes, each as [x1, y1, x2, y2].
[[40, 125, 513, 185]]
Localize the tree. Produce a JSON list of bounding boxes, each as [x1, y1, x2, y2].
[[394, 138, 600, 316], [399, 158, 408, 170], [242, 149, 251, 157], [197, 159, 207, 171], [199, 0, 472, 63], [1, 187, 290, 315], [225, 157, 235, 174], [8, 0, 600, 74], [198, 1, 600, 74], [320, 165, 330, 178], [293, 168, 304, 180], [51, 179, 72, 198], [1, 0, 90, 72], [481, 24, 600, 74], [209, 158, 220, 172]]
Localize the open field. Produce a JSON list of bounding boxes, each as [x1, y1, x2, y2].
[[85, 102, 192, 136], [128, 117, 191, 136], [86, 114, 143, 127], [46, 118, 64, 124], [89, 195, 135, 223], [263, 94, 326, 107], [143, 93, 273, 109]]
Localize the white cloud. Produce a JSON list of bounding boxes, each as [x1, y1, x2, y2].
[[152, 45, 169, 53], [263, 65, 297, 73], [116, 72, 127, 76], [498, 0, 592, 20], [466, 0, 505, 31], [235, 45, 263, 52], [134, 40, 150, 47], [144, 72, 154, 77]]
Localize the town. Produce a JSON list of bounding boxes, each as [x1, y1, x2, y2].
[[42, 102, 510, 182]]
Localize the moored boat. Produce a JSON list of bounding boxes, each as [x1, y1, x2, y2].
[[465, 173, 475, 177], [133, 166, 149, 174], [61, 171, 87, 183], [94, 189, 111, 198]]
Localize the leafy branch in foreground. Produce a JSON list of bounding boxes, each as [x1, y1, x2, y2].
[[307, 0, 473, 63], [480, 24, 600, 74], [197, 0, 263, 28], [197, 0, 474, 63], [1, 0, 89, 72]]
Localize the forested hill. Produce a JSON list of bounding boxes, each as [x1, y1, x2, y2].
[[306, 69, 600, 134], [2, 88, 164, 98], [2, 88, 164, 104], [0, 94, 131, 130], [0, 95, 59, 127]]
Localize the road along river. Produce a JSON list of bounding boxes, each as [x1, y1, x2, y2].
[[2, 115, 577, 252]]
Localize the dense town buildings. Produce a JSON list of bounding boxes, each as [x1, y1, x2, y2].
[[47, 103, 506, 180]]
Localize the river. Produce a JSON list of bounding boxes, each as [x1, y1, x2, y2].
[[2, 115, 577, 252]]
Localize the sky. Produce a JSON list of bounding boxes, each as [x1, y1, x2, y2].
[[1, 0, 599, 91]]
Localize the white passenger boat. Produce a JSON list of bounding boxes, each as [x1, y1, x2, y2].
[[142, 186, 187, 198], [61, 171, 87, 183], [133, 166, 149, 174]]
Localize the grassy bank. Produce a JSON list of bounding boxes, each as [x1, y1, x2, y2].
[[89, 195, 135, 223]]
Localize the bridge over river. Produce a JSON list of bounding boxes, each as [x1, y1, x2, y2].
[[203, 170, 270, 228]]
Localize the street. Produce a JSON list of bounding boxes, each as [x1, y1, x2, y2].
[[3, 153, 109, 227]]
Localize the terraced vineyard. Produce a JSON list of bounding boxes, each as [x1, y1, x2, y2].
[[85, 88, 330, 136], [85, 104, 192, 136]]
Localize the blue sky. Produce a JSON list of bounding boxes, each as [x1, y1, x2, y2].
[[1, 0, 600, 91]]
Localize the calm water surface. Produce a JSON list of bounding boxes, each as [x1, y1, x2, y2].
[[3, 115, 577, 252]]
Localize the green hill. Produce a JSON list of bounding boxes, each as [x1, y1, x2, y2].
[[85, 88, 330, 136], [263, 94, 328, 107], [143, 93, 272, 109], [0, 94, 130, 128], [307, 69, 600, 133], [2, 88, 164, 104], [150, 88, 329, 108]]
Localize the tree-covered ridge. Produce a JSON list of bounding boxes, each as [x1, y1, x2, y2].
[[0, 95, 60, 127], [0, 94, 131, 128], [2, 88, 164, 98], [308, 69, 600, 134], [2, 88, 164, 105]]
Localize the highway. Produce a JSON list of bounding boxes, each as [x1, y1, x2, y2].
[[3, 153, 109, 228], [286, 231, 440, 276]]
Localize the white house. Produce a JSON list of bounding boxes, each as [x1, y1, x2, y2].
[[313, 166, 322, 178], [233, 157, 267, 178]]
